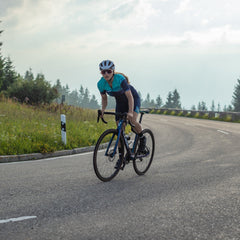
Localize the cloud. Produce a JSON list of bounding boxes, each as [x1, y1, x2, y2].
[[3, 0, 240, 44], [174, 0, 192, 14], [2, 0, 72, 36], [2, 0, 240, 57], [108, 0, 137, 19], [201, 19, 209, 26], [0, 0, 22, 15], [184, 25, 240, 45], [99, 0, 159, 30]]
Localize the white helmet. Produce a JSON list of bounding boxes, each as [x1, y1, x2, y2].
[[99, 60, 115, 70]]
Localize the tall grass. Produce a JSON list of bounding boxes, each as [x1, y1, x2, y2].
[[0, 98, 117, 155]]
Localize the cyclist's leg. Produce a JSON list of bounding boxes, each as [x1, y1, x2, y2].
[[129, 100, 142, 134], [130, 106, 146, 153], [114, 120, 124, 169], [115, 105, 127, 147], [115, 107, 126, 168], [131, 111, 142, 133]]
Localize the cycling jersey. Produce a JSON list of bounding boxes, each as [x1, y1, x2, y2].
[[97, 74, 140, 119]]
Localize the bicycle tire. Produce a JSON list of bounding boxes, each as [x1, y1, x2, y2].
[[93, 129, 124, 182], [133, 128, 155, 175]]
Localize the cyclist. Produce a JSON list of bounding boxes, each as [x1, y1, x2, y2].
[[97, 60, 146, 167]]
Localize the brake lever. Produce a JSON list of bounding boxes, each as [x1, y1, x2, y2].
[[97, 110, 108, 124], [128, 120, 135, 128]]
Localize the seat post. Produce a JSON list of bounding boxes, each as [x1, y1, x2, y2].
[[139, 112, 144, 124]]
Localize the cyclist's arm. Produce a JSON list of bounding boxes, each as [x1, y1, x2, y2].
[[125, 90, 134, 115], [101, 93, 108, 114], [120, 79, 134, 115]]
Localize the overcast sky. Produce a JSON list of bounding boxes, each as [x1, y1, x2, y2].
[[1, 0, 240, 109]]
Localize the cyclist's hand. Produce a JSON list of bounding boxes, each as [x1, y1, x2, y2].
[[100, 109, 105, 118]]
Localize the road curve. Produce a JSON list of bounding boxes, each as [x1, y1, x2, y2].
[[0, 115, 240, 240]]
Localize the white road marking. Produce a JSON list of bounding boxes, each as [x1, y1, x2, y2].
[[0, 216, 37, 224], [1, 151, 93, 165], [217, 130, 229, 135]]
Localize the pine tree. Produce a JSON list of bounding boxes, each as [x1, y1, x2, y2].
[[0, 22, 3, 52], [211, 100, 215, 111], [172, 89, 181, 109], [0, 24, 4, 90], [142, 93, 149, 107], [198, 101, 208, 111], [156, 95, 163, 108], [1, 57, 17, 91], [55, 79, 62, 94], [68, 89, 79, 106], [232, 78, 240, 112], [106, 96, 116, 110], [227, 105, 233, 112], [165, 92, 173, 108], [54, 79, 62, 103], [142, 93, 155, 108], [89, 94, 100, 109], [24, 68, 34, 81], [62, 84, 70, 104], [145, 93, 151, 106], [82, 88, 90, 108], [165, 89, 181, 109], [0, 55, 3, 90], [79, 85, 84, 107], [138, 91, 143, 103]]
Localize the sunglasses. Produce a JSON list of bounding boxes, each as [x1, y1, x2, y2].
[[101, 69, 113, 75]]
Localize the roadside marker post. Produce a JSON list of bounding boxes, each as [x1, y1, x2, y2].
[[60, 95, 67, 145], [61, 114, 67, 145]]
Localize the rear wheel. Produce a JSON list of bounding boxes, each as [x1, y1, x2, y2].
[[93, 129, 124, 182], [133, 129, 155, 175]]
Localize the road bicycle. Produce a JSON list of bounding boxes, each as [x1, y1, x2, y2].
[[93, 110, 155, 182]]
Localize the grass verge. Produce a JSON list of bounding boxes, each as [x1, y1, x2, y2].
[[0, 99, 119, 155]]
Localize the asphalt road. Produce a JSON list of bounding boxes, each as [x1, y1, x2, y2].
[[0, 115, 240, 240]]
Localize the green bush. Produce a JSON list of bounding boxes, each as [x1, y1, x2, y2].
[[194, 112, 200, 118], [8, 74, 58, 104], [150, 109, 155, 114], [202, 113, 209, 119], [223, 114, 233, 122], [177, 111, 184, 116], [163, 110, 168, 115]]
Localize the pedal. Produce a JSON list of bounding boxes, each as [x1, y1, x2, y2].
[[120, 163, 126, 170], [129, 154, 135, 160], [137, 149, 150, 158]]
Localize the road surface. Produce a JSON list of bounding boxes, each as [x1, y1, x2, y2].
[[0, 115, 240, 240]]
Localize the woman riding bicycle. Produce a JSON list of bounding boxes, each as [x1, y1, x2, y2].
[[97, 60, 146, 160]]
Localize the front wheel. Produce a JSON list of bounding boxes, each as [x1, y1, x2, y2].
[[133, 128, 155, 175], [93, 129, 124, 182]]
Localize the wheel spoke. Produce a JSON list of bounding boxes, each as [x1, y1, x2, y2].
[[133, 129, 155, 175], [93, 129, 124, 182]]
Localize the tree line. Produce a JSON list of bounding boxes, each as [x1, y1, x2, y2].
[[1, 24, 240, 112]]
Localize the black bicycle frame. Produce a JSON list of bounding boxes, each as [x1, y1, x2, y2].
[[105, 118, 139, 159], [103, 111, 146, 159]]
